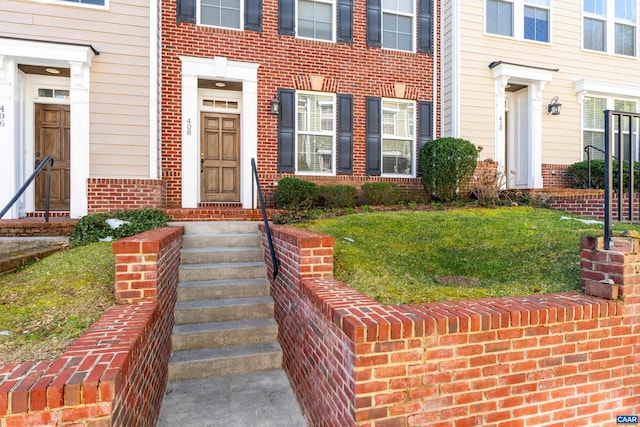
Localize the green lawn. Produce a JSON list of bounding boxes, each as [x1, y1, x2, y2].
[[0, 242, 115, 364], [297, 206, 640, 304]]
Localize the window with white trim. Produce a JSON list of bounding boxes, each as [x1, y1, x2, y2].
[[296, 92, 335, 174], [583, 96, 638, 160], [200, 0, 242, 29], [58, 0, 105, 4], [486, 0, 550, 42], [382, 99, 414, 176], [298, 0, 334, 40], [382, 0, 414, 51], [583, 0, 637, 56]]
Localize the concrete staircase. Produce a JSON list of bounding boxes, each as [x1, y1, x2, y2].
[[167, 221, 282, 381]]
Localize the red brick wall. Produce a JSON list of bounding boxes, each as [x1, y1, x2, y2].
[[538, 190, 640, 219], [0, 227, 183, 426], [161, 0, 436, 207], [261, 225, 640, 426], [87, 178, 165, 213], [542, 164, 574, 189]]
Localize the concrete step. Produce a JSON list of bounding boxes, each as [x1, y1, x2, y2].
[[179, 261, 266, 282], [177, 277, 270, 302], [172, 318, 279, 351], [181, 233, 261, 249], [168, 342, 282, 381], [0, 236, 69, 254], [180, 246, 264, 264], [175, 296, 274, 325], [169, 221, 260, 235]]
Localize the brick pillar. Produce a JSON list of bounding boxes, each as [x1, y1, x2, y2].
[[580, 236, 640, 305]]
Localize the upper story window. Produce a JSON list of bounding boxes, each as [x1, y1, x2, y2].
[[381, 99, 415, 176], [200, 0, 242, 29], [366, 0, 432, 53], [584, 0, 637, 56], [47, 0, 105, 5], [297, 0, 334, 40], [486, 0, 550, 42], [382, 0, 414, 51], [296, 92, 336, 174]]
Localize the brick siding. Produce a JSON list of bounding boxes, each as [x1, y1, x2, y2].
[[87, 178, 166, 213], [161, 0, 437, 208], [261, 224, 640, 426], [0, 227, 182, 426]]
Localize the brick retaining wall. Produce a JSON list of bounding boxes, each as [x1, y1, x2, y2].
[[538, 190, 640, 220], [261, 225, 640, 426], [87, 178, 166, 213], [0, 227, 182, 426]]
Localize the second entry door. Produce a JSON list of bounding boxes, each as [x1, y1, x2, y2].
[[200, 112, 240, 202]]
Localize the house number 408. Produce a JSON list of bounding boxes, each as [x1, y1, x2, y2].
[[186, 118, 192, 135], [0, 105, 5, 127]]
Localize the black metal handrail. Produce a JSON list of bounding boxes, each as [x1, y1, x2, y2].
[[603, 110, 640, 249], [0, 156, 54, 222], [584, 144, 640, 189], [251, 158, 279, 279]]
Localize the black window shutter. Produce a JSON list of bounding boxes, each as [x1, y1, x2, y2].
[[337, 94, 354, 175], [245, 0, 263, 31], [278, 88, 296, 173], [417, 0, 433, 54], [366, 0, 382, 48], [366, 97, 382, 176], [417, 101, 433, 176], [177, 0, 197, 24], [337, 0, 354, 44], [279, 0, 295, 35]]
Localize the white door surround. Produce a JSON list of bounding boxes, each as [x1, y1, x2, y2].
[[180, 56, 259, 209], [491, 61, 556, 189], [0, 37, 95, 219]]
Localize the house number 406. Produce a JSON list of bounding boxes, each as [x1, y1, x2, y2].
[[0, 105, 5, 127]]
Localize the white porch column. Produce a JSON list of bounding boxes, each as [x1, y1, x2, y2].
[[0, 56, 17, 219], [529, 82, 545, 188], [241, 79, 258, 209], [181, 70, 199, 209], [494, 75, 509, 178], [69, 61, 91, 218]]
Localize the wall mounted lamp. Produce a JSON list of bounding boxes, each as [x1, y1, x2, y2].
[[270, 94, 280, 115], [547, 96, 562, 115]]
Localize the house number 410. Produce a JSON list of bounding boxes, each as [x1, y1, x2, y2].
[[0, 105, 5, 127]]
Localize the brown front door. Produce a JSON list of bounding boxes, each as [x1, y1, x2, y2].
[[200, 112, 240, 202], [35, 104, 70, 211]]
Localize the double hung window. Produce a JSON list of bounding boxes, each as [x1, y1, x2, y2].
[[382, 0, 414, 51], [298, 0, 334, 40], [583, 0, 637, 56], [200, 0, 242, 29], [583, 96, 638, 161], [381, 99, 415, 176], [296, 92, 336, 174], [486, 0, 550, 43]]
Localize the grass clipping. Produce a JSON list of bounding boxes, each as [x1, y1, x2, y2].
[[0, 242, 115, 364]]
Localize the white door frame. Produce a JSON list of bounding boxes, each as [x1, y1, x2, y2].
[[492, 63, 554, 189], [0, 38, 95, 219], [180, 56, 259, 209]]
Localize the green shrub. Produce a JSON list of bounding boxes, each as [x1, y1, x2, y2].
[[274, 177, 319, 210], [318, 185, 357, 208], [70, 208, 169, 247], [419, 137, 478, 202], [566, 159, 640, 191], [361, 182, 402, 206]]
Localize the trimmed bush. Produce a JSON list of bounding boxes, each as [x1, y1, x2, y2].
[[566, 159, 640, 191], [70, 208, 169, 247], [419, 137, 478, 202], [318, 185, 357, 208], [361, 182, 402, 206], [274, 177, 319, 210]]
